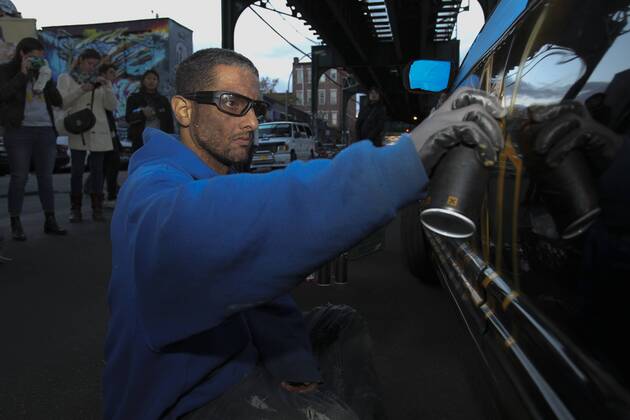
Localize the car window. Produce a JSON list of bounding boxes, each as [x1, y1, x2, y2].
[[304, 126, 313, 137], [295, 125, 306, 138], [258, 124, 292, 139], [454, 0, 528, 88]]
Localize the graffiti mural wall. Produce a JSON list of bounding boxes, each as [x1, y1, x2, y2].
[[39, 18, 192, 133]]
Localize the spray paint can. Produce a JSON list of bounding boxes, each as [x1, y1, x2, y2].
[[420, 145, 490, 238]]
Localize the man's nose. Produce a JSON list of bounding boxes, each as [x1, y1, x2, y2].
[[243, 107, 259, 131]]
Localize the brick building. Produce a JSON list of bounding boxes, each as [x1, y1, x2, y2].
[[291, 57, 357, 143]]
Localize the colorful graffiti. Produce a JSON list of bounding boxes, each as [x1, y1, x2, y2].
[[39, 19, 171, 120]]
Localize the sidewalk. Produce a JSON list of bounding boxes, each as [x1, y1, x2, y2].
[[0, 171, 126, 259]]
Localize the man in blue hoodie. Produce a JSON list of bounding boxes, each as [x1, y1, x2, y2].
[[104, 48, 504, 420]]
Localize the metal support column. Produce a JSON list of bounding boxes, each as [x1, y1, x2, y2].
[[221, 0, 254, 50]]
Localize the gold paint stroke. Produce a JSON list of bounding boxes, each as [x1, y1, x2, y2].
[[502, 291, 521, 311]]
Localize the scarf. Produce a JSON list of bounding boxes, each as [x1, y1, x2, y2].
[[70, 67, 94, 85]]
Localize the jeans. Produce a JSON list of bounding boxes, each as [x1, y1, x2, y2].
[[70, 150, 105, 196], [182, 304, 387, 420], [3, 126, 57, 216]]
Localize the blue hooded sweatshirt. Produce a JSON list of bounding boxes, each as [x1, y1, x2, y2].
[[104, 128, 428, 419]]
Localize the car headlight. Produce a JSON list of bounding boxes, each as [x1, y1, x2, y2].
[[277, 144, 289, 152]]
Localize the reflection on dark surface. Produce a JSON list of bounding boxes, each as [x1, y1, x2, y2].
[[487, 0, 630, 387]]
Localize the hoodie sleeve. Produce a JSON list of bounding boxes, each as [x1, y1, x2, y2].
[[121, 135, 427, 350]]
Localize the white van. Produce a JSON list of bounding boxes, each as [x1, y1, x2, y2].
[[250, 121, 316, 170]]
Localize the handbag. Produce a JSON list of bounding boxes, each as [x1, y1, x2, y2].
[[64, 90, 96, 136]]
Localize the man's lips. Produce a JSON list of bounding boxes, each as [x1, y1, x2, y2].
[[232, 135, 252, 146]]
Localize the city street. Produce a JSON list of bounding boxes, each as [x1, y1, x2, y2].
[[0, 172, 496, 420]]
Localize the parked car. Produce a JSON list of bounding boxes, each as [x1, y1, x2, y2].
[[402, 0, 630, 418], [315, 141, 339, 158], [250, 121, 316, 171]]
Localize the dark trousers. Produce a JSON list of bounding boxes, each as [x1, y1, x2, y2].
[[183, 304, 387, 420], [103, 149, 120, 200], [70, 150, 105, 196], [83, 149, 120, 200], [4, 126, 57, 216]]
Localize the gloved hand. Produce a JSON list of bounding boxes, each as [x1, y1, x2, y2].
[[527, 101, 623, 175], [409, 88, 506, 175]]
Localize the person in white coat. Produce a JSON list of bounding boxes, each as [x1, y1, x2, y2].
[[57, 48, 117, 222]]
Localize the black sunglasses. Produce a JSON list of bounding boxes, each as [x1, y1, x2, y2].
[[182, 91, 269, 118]]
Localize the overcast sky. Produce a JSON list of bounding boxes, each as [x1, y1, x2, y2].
[[14, 0, 484, 91]]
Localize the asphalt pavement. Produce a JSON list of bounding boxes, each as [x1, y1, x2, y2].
[[0, 171, 496, 420]]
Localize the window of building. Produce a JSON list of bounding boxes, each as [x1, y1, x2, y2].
[[306, 67, 311, 84], [296, 91, 304, 105], [319, 73, 326, 84], [296, 67, 303, 85], [331, 111, 338, 126], [330, 69, 337, 81], [318, 89, 326, 105], [329, 89, 337, 106], [306, 90, 312, 105]]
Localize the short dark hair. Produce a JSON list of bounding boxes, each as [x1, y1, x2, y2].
[[79, 48, 101, 61], [175, 48, 259, 95], [98, 63, 116, 75]]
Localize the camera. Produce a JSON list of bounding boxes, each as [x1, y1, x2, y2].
[[29, 57, 46, 71], [88, 75, 102, 89]]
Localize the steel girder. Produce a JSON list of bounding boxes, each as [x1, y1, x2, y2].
[[285, 0, 460, 122], [221, 0, 463, 122]]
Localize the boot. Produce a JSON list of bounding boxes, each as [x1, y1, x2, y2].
[[10, 216, 26, 241], [69, 194, 83, 223], [91, 193, 106, 222], [44, 212, 67, 235]]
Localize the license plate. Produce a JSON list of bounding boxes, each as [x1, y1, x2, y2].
[[253, 154, 271, 161]]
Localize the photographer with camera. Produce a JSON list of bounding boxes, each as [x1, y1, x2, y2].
[[0, 37, 66, 241], [57, 48, 117, 222]]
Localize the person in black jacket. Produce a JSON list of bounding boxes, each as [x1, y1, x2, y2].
[[0, 37, 66, 241], [355, 87, 388, 147], [125, 69, 174, 153]]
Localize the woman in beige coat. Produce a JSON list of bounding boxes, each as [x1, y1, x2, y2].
[[57, 48, 117, 222]]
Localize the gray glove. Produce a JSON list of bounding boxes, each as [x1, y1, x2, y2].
[[409, 88, 506, 175]]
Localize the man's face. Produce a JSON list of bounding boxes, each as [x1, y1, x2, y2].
[[189, 64, 260, 166]]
